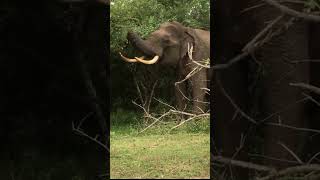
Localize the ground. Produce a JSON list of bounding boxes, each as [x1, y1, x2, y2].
[[110, 110, 210, 179]]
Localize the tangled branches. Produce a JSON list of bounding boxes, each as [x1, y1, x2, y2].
[[212, 0, 320, 179]]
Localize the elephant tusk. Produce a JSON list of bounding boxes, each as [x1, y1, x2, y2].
[[134, 55, 160, 64], [187, 43, 193, 60], [119, 52, 138, 63]]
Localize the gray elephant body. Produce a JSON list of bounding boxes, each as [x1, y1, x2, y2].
[[213, 0, 320, 178], [121, 21, 210, 114]]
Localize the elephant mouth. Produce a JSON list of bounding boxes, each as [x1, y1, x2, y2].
[[119, 31, 162, 64], [119, 52, 160, 65]]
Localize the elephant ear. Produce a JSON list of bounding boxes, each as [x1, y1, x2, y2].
[[180, 28, 196, 61]]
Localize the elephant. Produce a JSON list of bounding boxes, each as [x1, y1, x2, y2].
[[119, 21, 210, 114], [212, 0, 320, 178]]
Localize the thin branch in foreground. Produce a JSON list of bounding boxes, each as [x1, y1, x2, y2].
[[290, 59, 320, 64], [213, 155, 320, 180], [266, 122, 320, 134], [132, 100, 150, 116], [249, 153, 302, 165], [303, 92, 320, 107], [212, 156, 276, 172], [134, 77, 145, 108], [213, 15, 282, 70], [303, 173, 320, 180], [137, 110, 171, 134], [146, 80, 158, 113], [263, 0, 320, 22], [212, 51, 250, 70], [278, 141, 304, 164], [257, 164, 320, 180], [240, 0, 306, 14], [175, 66, 203, 86], [290, 82, 320, 95], [134, 101, 209, 134], [191, 58, 210, 69], [242, 15, 284, 52], [77, 111, 94, 129], [153, 97, 176, 110], [72, 121, 109, 152], [213, 12, 296, 71], [169, 113, 209, 131], [259, 96, 309, 124], [215, 74, 257, 124], [308, 151, 320, 164]]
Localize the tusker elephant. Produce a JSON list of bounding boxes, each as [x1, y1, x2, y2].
[[213, 0, 320, 179], [119, 21, 210, 114]]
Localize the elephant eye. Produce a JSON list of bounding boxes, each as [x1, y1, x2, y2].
[[163, 35, 174, 45], [163, 38, 171, 43], [163, 35, 170, 42]]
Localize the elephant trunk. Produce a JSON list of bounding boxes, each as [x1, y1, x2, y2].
[[127, 31, 158, 56]]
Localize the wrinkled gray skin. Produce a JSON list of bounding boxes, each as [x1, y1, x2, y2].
[[213, 0, 320, 178], [123, 21, 210, 114]]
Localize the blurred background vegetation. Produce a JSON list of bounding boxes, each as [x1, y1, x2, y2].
[[110, 0, 210, 120]]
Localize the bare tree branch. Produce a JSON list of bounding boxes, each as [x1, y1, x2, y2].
[[169, 113, 209, 131], [308, 151, 320, 164], [215, 74, 257, 124], [258, 164, 320, 180], [175, 66, 203, 85], [242, 15, 284, 52], [146, 80, 158, 113], [263, 0, 320, 22], [260, 96, 309, 124], [266, 122, 320, 134], [278, 142, 304, 164], [137, 110, 171, 134], [212, 156, 276, 172], [249, 153, 302, 165], [72, 121, 109, 152], [290, 82, 320, 95], [212, 51, 250, 70]]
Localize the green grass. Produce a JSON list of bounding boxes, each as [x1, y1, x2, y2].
[[110, 109, 210, 179]]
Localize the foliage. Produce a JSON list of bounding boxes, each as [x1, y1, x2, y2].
[[111, 107, 210, 135], [305, 0, 320, 11], [110, 0, 210, 52]]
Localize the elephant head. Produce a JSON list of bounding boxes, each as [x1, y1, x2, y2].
[[119, 21, 200, 67]]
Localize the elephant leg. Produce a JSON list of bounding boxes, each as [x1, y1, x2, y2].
[[190, 68, 208, 114], [255, 11, 309, 167], [174, 80, 188, 112], [175, 66, 188, 116]]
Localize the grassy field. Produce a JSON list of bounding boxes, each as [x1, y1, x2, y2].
[[110, 109, 210, 179]]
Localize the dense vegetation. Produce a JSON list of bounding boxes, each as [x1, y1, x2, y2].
[[110, 0, 210, 111]]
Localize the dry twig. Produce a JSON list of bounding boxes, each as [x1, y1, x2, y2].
[[72, 121, 109, 152], [258, 164, 320, 180], [278, 142, 304, 164], [290, 82, 320, 95], [263, 0, 320, 22], [212, 156, 276, 172], [215, 74, 257, 124]]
